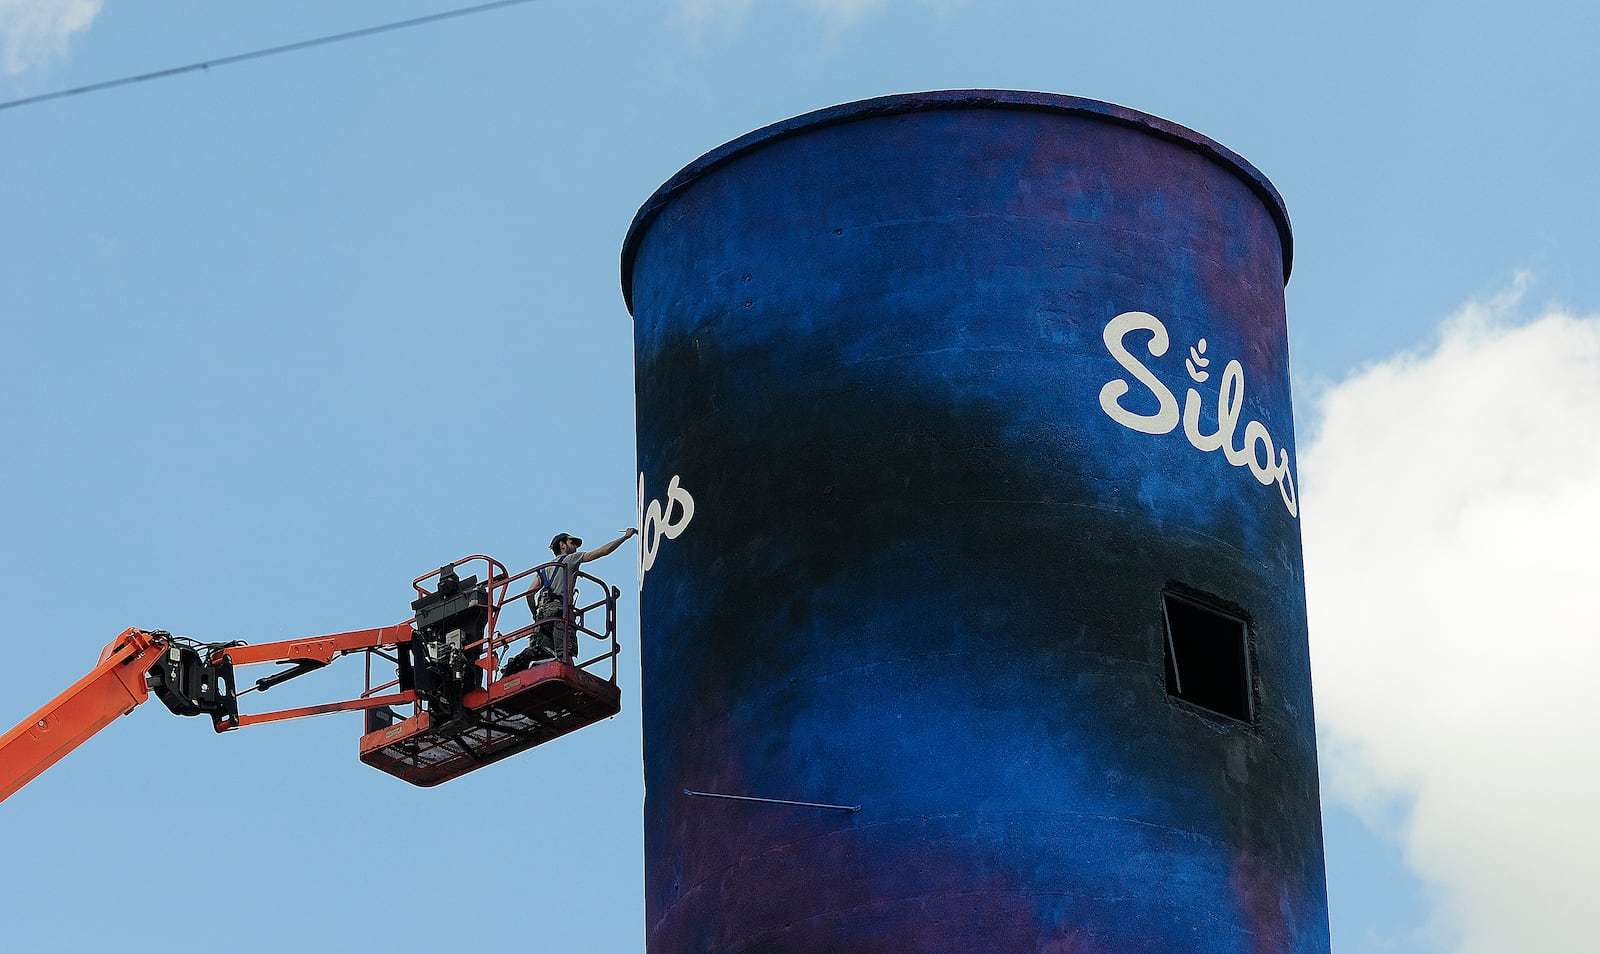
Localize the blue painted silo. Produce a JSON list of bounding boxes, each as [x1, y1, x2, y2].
[[622, 90, 1329, 953]]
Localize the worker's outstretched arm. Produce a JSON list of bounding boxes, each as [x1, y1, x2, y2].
[[580, 527, 638, 564]]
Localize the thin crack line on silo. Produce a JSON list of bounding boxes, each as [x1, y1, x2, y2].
[[683, 788, 862, 812]]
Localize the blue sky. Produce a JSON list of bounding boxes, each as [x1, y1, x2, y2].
[[2, 2, 1596, 951]]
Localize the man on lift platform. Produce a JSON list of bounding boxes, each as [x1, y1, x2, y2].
[[508, 527, 637, 673]]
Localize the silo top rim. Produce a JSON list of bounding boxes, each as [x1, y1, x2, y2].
[[620, 89, 1294, 314]]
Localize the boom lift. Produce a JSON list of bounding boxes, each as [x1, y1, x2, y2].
[[0, 554, 622, 802]]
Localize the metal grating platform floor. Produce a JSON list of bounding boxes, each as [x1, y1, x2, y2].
[[358, 661, 621, 786]]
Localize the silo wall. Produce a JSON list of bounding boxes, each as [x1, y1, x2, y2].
[[622, 90, 1329, 953]]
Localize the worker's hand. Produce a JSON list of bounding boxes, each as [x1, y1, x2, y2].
[[620, 527, 638, 539]]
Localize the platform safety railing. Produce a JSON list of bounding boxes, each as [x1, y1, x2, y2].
[[409, 554, 621, 685]]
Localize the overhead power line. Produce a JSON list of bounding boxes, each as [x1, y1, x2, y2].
[[0, 0, 543, 113]]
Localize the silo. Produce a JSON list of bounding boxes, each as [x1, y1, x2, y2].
[[622, 91, 1329, 953]]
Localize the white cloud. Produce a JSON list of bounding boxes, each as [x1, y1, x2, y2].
[[1303, 277, 1600, 954], [0, 0, 101, 76]]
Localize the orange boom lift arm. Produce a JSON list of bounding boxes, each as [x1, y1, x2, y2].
[[0, 627, 169, 802], [0, 555, 622, 803]]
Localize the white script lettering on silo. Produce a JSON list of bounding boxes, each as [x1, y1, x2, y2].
[[1098, 311, 1299, 518], [637, 472, 696, 588]]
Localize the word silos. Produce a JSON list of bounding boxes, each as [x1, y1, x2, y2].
[[623, 90, 1329, 953]]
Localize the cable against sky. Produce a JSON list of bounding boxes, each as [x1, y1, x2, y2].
[[0, 0, 542, 112]]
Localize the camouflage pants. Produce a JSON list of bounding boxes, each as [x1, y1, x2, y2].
[[532, 597, 577, 663]]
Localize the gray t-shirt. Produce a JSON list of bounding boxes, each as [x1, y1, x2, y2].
[[538, 551, 584, 605]]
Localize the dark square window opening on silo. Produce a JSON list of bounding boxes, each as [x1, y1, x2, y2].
[[1162, 592, 1253, 723]]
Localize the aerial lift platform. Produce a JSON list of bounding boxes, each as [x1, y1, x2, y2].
[[0, 554, 622, 801]]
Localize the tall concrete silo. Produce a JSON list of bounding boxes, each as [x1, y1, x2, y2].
[[622, 90, 1328, 953]]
